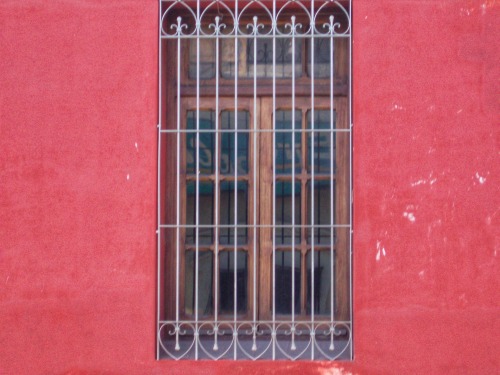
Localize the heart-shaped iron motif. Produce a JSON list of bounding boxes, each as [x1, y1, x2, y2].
[[158, 323, 196, 360], [236, 322, 273, 360], [274, 322, 313, 360], [197, 322, 235, 360]]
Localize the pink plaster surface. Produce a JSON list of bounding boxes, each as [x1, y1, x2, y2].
[[0, 1, 498, 374]]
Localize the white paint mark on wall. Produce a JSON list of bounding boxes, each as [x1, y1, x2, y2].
[[411, 172, 437, 187], [376, 241, 387, 261], [318, 367, 353, 375], [127, 174, 130, 181], [475, 172, 486, 184], [403, 212, 416, 222], [419, 270, 425, 279], [411, 179, 427, 187], [135, 142, 139, 151], [460, 8, 472, 16], [390, 102, 405, 111], [456, 109, 463, 114]]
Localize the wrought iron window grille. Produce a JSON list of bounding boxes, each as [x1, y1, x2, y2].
[[158, 0, 352, 361]]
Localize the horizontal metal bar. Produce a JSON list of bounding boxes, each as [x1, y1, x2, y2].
[[159, 224, 351, 228], [161, 34, 351, 39], [160, 128, 351, 133]]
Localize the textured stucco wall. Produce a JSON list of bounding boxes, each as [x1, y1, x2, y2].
[[0, 1, 498, 374]]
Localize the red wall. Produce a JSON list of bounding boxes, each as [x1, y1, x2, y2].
[[1, 1, 498, 374]]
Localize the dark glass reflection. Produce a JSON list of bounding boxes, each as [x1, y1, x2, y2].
[[188, 39, 216, 79], [219, 250, 248, 314], [221, 111, 249, 175], [219, 181, 248, 245], [275, 251, 301, 314], [275, 181, 301, 244], [306, 250, 333, 315], [221, 34, 302, 78], [307, 38, 332, 78], [307, 110, 335, 174], [186, 181, 214, 245], [275, 110, 301, 174], [307, 180, 333, 245], [185, 250, 213, 316], [187, 111, 215, 175]]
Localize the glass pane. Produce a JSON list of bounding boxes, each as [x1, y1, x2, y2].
[[219, 250, 248, 314], [186, 110, 215, 175], [275, 181, 301, 245], [306, 250, 333, 315], [186, 181, 214, 245], [185, 250, 213, 316], [219, 181, 248, 245], [275, 110, 301, 174], [221, 34, 302, 78], [307, 110, 335, 174], [307, 180, 333, 245], [221, 111, 249, 175], [275, 250, 301, 314], [189, 39, 216, 79], [307, 38, 332, 78]]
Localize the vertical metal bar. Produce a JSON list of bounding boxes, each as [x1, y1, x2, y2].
[[271, 0, 276, 360], [233, 1, 239, 359], [175, 14, 182, 353], [214, 16, 221, 351], [290, 15, 296, 352], [329, 20, 335, 328], [252, 17, 258, 328], [348, 0, 353, 360], [310, 0, 316, 360], [156, 0, 162, 360], [194, 0, 200, 360]]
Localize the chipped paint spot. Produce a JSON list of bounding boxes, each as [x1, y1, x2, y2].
[[411, 173, 437, 187], [475, 172, 486, 184], [419, 270, 425, 279], [411, 179, 427, 187], [126, 174, 130, 181], [390, 102, 405, 111], [376, 241, 387, 261], [318, 367, 354, 375], [135, 142, 139, 151], [403, 212, 416, 222]]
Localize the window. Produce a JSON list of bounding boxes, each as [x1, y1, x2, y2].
[[158, 0, 351, 360]]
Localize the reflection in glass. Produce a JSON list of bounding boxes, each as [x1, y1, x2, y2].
[[307, 110, 335, 174], [185, 250, 213, 316], [307, 38, 332, 78], [275, 251, 301, 314], [186, 181, 214, 245], [187, 111, 215, 175], [275, 110, 301, 174], [189, 39, 216, 79], [306, 250, 332, 315], [275, 181, 301, 244], [221, 35, 302, 78], [307, 180, 333, 245], [221, 111, 249, 175], [219, 181, 248, 245], [219, 250, 248, 314]]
